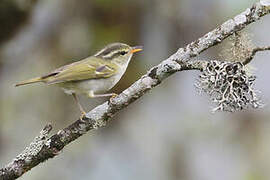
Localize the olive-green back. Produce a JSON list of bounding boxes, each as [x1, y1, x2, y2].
[[43, 56, 118, 84]]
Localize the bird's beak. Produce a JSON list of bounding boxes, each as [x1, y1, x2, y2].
[[131, 46, 143, 53]]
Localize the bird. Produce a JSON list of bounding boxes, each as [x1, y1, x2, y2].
[[15, 43, 143, 119]]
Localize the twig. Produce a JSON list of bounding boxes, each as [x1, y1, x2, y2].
[[0, 2, 269, 180], [243, 46, 270, 65]]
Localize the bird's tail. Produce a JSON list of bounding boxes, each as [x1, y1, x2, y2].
[[15, 77, 43, 87]]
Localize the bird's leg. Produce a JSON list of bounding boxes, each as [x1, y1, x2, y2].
[[88, 91, 118, 99], [72, 93, 86, 120]]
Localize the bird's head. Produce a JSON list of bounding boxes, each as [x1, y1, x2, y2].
[[94, 43, 143, 65]]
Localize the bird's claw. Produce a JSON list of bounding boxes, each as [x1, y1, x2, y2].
[[111, 93, 118, 98]]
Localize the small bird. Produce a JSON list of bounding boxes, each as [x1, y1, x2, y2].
[[15, 43, 143, 119]]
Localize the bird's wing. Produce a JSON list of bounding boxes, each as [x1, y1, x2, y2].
[[42, 57, 118, 84]]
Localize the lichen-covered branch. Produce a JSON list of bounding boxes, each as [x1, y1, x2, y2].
[[0, 1, 269, 180]]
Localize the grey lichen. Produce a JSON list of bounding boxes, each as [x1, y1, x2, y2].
[[196, 60, 262, 112], [155, 60, 182, 81], [14, 124, 52, 163], [220, 19, 235, 34], [234, 14, 247, 25]]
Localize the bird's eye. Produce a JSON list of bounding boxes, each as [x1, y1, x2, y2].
[[120, 51, 127, 56]]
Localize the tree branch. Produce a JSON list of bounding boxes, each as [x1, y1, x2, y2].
[[243, 46, 270, 65], [1, 1, 269, 179]]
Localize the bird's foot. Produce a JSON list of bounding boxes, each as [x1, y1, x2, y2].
[[79, 111, 87, 121], [109, 93, 118, 103]]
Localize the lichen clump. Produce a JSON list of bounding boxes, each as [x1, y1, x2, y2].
[[196, 60, 262, 112]]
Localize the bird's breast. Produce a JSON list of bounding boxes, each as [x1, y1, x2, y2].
[[59, 73, 123, 95]]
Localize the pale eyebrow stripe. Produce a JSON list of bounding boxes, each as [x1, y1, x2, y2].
[[103, 51, 117, 58]]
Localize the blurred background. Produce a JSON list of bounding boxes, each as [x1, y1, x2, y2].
[[0, 0, 270, 179]]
